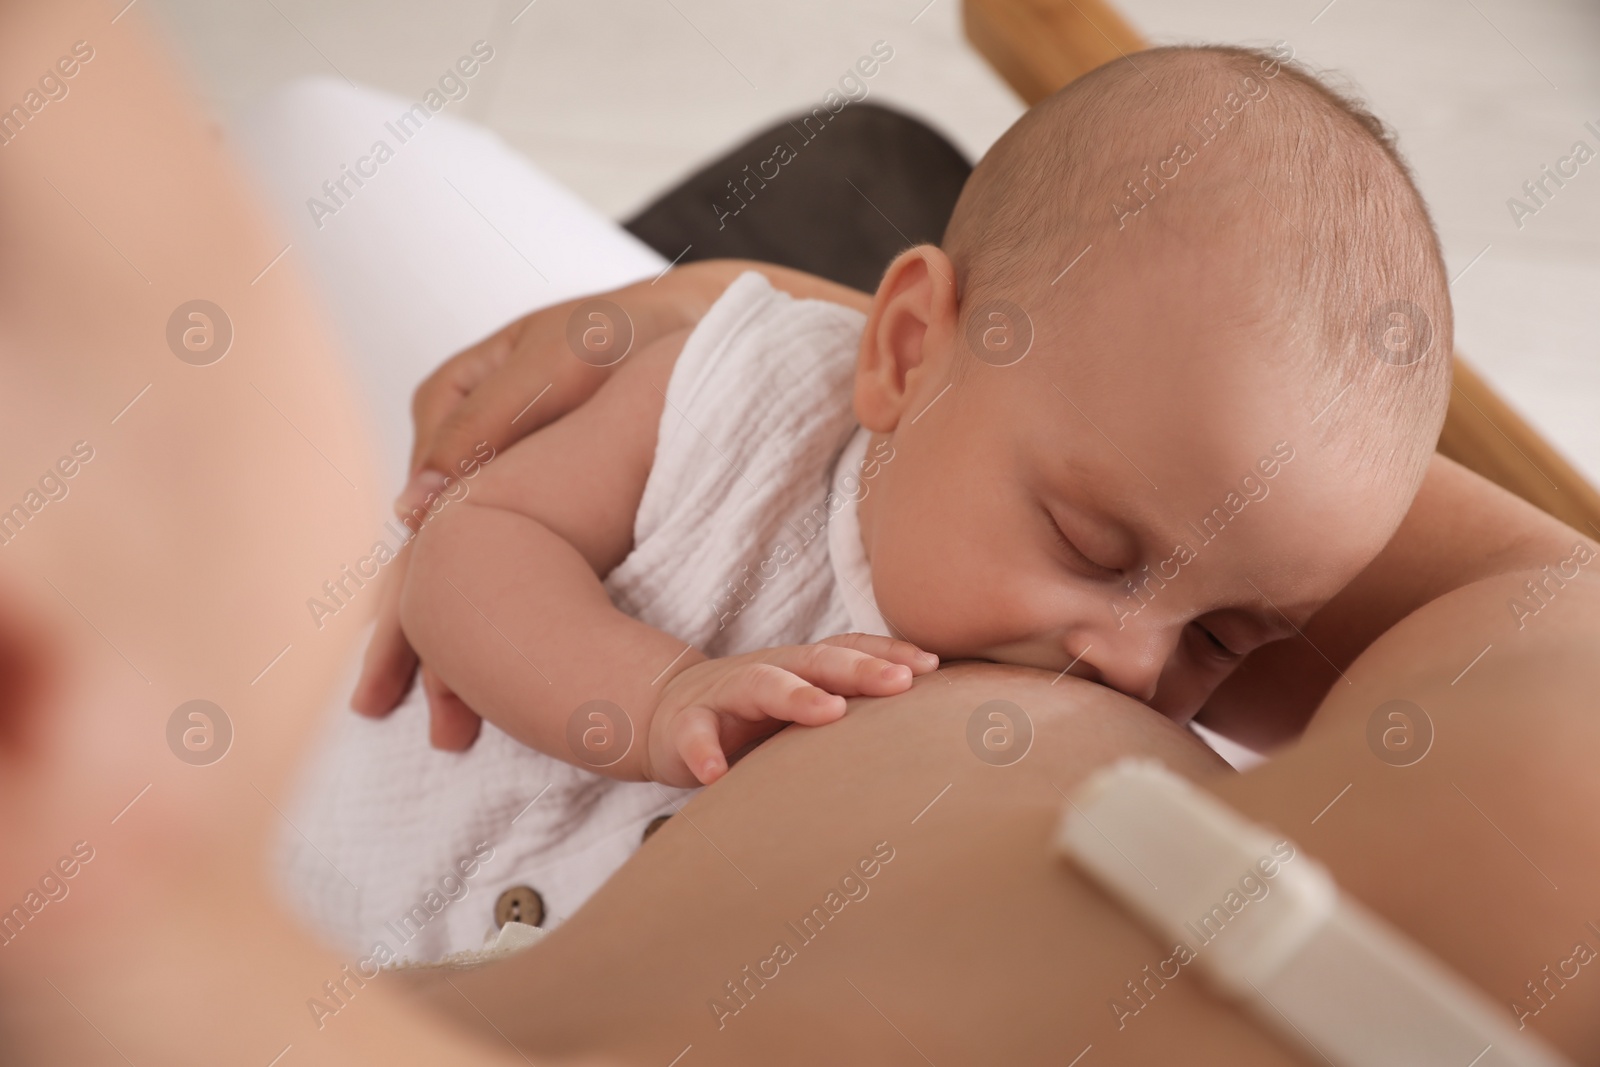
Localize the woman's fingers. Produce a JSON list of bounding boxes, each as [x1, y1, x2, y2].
[[417, 350, 545, 479], [412, 321, 611, 493], [421, 667, 483, 751], [350, 571, 418, 717], [407, 320, 522, 473], [350, 555, 483, 751], [672, 705, 729, 785], [818, 632, 939, 673]]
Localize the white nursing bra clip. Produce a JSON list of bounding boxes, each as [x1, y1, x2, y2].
[[1054, 760, 1573, 1067]]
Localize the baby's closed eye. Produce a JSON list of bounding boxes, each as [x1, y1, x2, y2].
[[1041, 503, 1121, 580], [1189, 621, 1240, 660]]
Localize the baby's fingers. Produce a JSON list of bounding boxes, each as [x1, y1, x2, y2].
[[818, 633, 939, 674], [762, 643, 919, 698], [713, 663, 847, 727]]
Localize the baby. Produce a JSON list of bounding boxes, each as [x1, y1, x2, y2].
[[396, 43, 1451, 788], [295, 44, 1453, 954]]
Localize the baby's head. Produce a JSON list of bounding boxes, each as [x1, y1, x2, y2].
[[851, 44, 1452, 720]]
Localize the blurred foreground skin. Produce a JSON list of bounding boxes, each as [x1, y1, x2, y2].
[[0, 3, 522, 1064]]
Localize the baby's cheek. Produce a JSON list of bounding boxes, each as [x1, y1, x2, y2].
[[865, 469, 1050, 654], [872, 551, 1042, 658], [871, 555, 979, 653]]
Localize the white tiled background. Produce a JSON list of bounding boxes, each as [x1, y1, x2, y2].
[[146, 0, 1600, 483]]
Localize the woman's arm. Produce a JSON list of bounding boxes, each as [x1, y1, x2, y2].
[[1198, 452, 1590, 750]]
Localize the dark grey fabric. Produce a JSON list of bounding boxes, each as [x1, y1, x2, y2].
[[624, 103, 972, 293]]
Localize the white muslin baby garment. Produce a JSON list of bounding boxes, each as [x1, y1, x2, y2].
[[281, 272, 891, 961]]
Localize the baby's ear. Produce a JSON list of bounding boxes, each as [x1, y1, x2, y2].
[[853, 245, 959, 432]]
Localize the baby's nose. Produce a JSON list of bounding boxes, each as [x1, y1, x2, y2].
[[1069, 630, 1164, 704]]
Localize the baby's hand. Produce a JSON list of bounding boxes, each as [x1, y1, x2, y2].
[[647, 634, 938, 787]]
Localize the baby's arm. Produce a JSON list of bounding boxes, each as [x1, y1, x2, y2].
[[398, 326, 934, 786]]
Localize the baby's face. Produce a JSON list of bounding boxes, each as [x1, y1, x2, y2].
[[855, 249, 1410, 722]]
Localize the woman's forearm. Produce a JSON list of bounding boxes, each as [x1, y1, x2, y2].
[[680, 258, 874, 312], [527, 258, 871, 397]]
